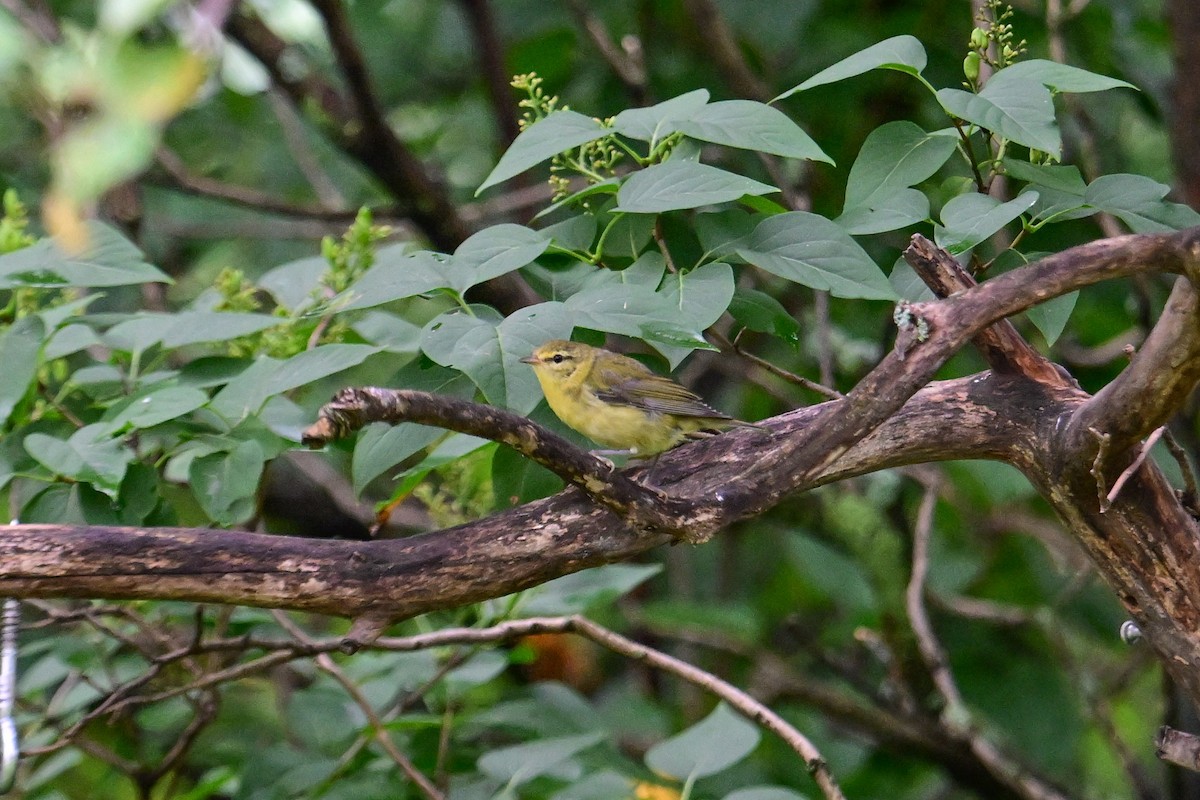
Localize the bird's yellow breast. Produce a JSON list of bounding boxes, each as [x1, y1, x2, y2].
[[531, 370, 691, 455]]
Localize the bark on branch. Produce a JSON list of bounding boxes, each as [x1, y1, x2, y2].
[[2, 228, 1200, 709]]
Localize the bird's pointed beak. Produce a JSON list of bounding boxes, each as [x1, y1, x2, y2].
[[519, 355, 537, 364]]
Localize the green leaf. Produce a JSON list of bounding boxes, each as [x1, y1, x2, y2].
[[105, 386, 209, 431], [598, 213, 656, 258], [1084, 174, 1200, 232], [775, 35, 928, 100], [616, 161, 778, 213], [659, 263, 736, 331], [478, 110, 611, 193], [351, 422, 444, 494], [696, 208, 757, 260], [728, 287, 801, 344], [936, 192, 1039, 254], [45, 323, 101, 360], [988, 59, 1136, 95], [612, 89, 710, 142], [0, 315, 45, 427], [421, 302, 573, 413], [937, 82, 1060, 158], [450, 224, 551, 293], [188, 439, 266, 525], [351, 311, 424, 354], [335, 249, 450, 312], [258, 255, 329, 311], [723, 787, 810, 800], [645, 703, 760, 780], [0, 222, 171, 289], [843, 121, 957, 213], [103, 311, 280, 350], [209, 344, 381, 420], [520, 564, 663, 615], [477, 732, 605, 785], [837, 187, 929, 235], [542, 215, 598, 253], [24, 424, 133, 495], [737, 212, 895, 299], [677, 100, 832, 163], [564, 284, 679, 338], [1027, 290, 1078, 346], [1002, 159, 1088, 194]]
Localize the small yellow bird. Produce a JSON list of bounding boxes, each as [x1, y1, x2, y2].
[[521, 339, 758, 456]]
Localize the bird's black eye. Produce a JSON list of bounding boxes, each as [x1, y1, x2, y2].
[[552, 354, 565, 364]]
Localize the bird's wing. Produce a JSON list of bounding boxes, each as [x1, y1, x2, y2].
[[594, 370, 731, 420]]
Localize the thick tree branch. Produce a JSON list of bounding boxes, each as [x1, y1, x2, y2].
[[3, 230, 1200, 708], [1067, 276, 1200, 461]]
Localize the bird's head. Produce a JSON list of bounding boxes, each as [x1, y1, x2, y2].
[[520, 340, 594, 380]]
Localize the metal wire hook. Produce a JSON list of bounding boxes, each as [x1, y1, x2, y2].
[[0, 597, 18, 794]]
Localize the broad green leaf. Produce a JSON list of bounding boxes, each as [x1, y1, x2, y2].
[[616, 161, 777, 213], [478, 110, 611, 193], [24, 424, 133, 495], [520, 564, 663, 615], [421, 302, 572, 413], [612, 88, 710, 142], [775, 35, 928, 100], [258, 255, 329, 311], [105, 386, 209, 431], [1085, 174, 1200, 232], [598, 213, 656, 258], [188, 439, 266, 525], [103, 311, 280, 350], [0, 315, 45, 427], [737, 212, 895, 299], [987, 59, 1136, 95], [335, 248, 451, 312], [724, 787, 809, 800], [44, 323, 101, 360], [450, 224, 550, 293], [1002, 159, 1088, 194], [477, 732, 605, 785], [728, 287, 801, 345], [578, 252, 666, 292], [659, 263, 735, 330], [351, 310, 424, 354], [937, 82, 1061, 158], [0, 222, 170, 289], [352, 422, 444, 493], [1027, 290, 1078, 346], [542, 215, 598, 253], [1004, 160, 1090, 224], [837, 187, 929, 235], [645, 703, 760, 780], [844, 121, 958, 211], [551, 770, 635, 800], [677, 100, 832, 163], [936, 192, 1039, 254], [888, 256, 935, 302], [564, 283, 680, 338], [696, 208, 757, 260], [209, 344, 381, 419]]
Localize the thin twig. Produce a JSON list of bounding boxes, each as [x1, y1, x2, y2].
[[711, 329, 843, 400], [1105, 426, 1164, 508]]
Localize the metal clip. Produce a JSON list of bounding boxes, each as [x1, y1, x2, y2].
[[0, 598, 19, 793]]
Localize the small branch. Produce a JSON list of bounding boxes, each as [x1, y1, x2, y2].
[[711, 329, 843, 400], [274, 612, 445, 800], [1157, 726, 1200, 773], [1068, 276, 1200, 464], [455, 0, 522, 146], [680, 0, 770, 102], [904, 235, 1073, 387], [566, 0, 648, 103], [301, 387, 707, 540], [377, 616, 847, 800], [1104, 426, 1164, 510]]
